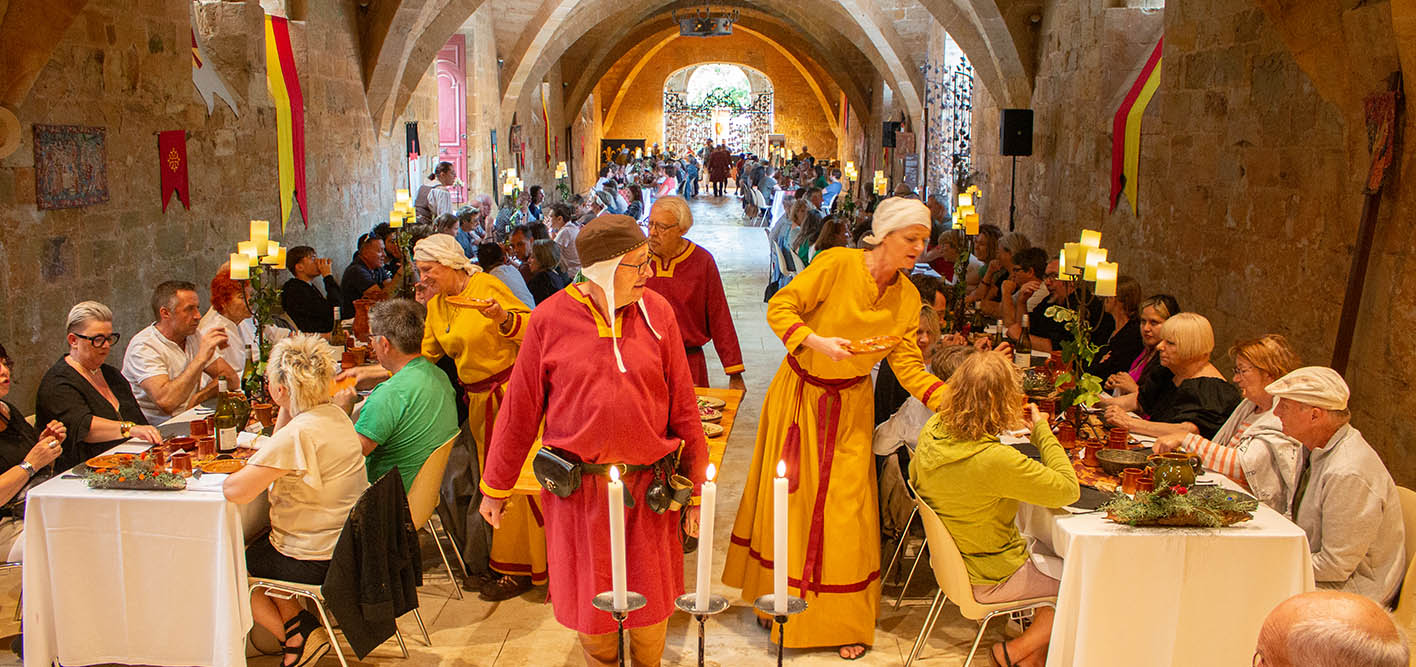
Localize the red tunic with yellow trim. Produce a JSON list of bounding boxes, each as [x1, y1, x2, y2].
[[645, 240, 745, 387], [481, 285, 709, 634], [722, 247, 947, 649]]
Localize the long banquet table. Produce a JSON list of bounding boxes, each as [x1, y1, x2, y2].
[[24, 407, 269, 667], [1017, 472, 1314, 666]]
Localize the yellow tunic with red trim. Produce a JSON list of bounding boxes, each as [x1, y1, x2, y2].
[[422, 272, 546, 582], [645, 240, 746, 386], [480, 285, 709, 634], [722, 247, 947, 649]]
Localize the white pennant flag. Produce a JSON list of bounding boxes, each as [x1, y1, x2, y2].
[[191, 6, 240, 117]]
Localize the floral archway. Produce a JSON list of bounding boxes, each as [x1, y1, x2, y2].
[[663, 63, 773, 155]]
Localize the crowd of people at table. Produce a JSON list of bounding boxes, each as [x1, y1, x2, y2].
[[0, 148, 1410, 667]]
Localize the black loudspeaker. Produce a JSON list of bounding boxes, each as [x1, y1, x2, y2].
[[1000, 109, 1033, 156], [882, 121, 900, 148]]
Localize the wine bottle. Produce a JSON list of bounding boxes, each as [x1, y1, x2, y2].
[[993, 319, 1005, 349], [241, 344, 258, 398], [1015, 315, 1033, 368], [214, 378, 240, 453], [329, 306, 346, 345]]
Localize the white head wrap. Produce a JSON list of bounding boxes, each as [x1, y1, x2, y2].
[[414, 234, 480, 274], [1265, 366, 1350, 411], [864, 197, 931, 245], [579, 253, 661, 374]]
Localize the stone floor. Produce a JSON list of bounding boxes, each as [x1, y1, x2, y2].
[[0, 194, 1005, 666]]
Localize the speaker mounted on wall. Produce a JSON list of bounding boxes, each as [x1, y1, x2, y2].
[[1000, 109, 1033, 157], [882, 121, 901, 148]]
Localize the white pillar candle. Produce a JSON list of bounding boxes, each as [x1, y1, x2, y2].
[[1079, 229, 1102, 248], [774, 460, 788, 614], [695, 464, 717, 612], [229, 254, 249, 280], [608, 466, 627, 609]]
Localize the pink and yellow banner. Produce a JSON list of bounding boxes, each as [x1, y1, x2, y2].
[[264, 14, 307, 230]]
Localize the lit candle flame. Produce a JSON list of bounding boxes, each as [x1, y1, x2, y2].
[[777, 460, 786, 478], [609, 465, 620, 483], [706, 463, 717, 482]]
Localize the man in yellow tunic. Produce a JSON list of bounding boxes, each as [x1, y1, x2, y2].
[[415, 235, 547, 601], [723, 198, 948, 659]]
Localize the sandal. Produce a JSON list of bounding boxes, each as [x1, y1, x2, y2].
[[989, 641, 1016, 667], [281, 611, 329, 667], [479, 574, 532, 602], [838, 644, 868, 660]]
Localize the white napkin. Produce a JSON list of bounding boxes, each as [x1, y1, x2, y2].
[[185, 473, 228, 493]]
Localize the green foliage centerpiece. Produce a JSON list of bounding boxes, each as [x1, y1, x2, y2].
[[1101, 485, 1259, 527]]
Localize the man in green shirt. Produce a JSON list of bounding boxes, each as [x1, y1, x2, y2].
[[334, 299, 458, 492]]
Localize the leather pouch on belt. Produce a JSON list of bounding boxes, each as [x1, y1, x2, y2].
[[533, 448, 581, 498], [666, 474, 694, 511]]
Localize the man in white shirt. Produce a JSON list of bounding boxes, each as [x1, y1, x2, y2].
[[1268, 367, 1405, 606], [548, 203, 582, 275], [123, 281, 239, 424]]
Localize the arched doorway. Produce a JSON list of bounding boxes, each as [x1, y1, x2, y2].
[[663, 63, 773, 155]]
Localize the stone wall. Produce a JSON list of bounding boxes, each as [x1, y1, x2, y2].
[[598, 31, 843, 162], [0, 0, 438, 412], [971, 0, 1416, 484]]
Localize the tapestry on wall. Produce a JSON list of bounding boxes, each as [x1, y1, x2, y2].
[[158, 130, 191, 212], [264, 13, 308, 231], [33, 124, 108, 210], [508, 123, 524, 173], [1109, 37, 1163, 215], [191, 5, 240, 117], [600, 139, 646, 166]]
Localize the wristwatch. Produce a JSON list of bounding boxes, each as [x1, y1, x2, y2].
[[18, 461, 35, 478], [120, 421, 134, 438]]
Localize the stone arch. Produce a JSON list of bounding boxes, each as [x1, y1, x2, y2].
[[500, 0, 924, 130], [660, 63, 775, 153], [361, 0, 485, 134], [913, 0, 1034, 106], [0, 0, 92, 106]]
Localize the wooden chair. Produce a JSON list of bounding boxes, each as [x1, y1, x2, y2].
[[406, 435, 466, 609], [904, 495, 1057, 666]]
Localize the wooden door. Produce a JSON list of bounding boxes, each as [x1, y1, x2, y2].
[[436, 35, 467, 204]]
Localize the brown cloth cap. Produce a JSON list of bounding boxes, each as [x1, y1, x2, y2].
[[576, 214, 647, 267]]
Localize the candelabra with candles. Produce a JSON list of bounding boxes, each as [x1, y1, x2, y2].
[[674, 464, 729, 667], [227, 220, 286, 401], [554, 161, 571, 203], [387, 190, 417, 298], [1052, 229, 1119, 414], [944, 186, 981, 334]]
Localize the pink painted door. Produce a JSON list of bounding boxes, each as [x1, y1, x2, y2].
[[436, 35, 467, 204]]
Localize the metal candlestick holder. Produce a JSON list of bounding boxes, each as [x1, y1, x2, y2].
[[674, 593, 730, 667], [592, 590, 647, 667], [753, 594, 807, 667]]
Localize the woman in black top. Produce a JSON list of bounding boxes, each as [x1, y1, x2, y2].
[[1102, 312, 1242, 439], [35, 302, 161, 469], [0, 341, 68, 560], [525, 239, 571, 306], [1088, 276, 1146, 379]]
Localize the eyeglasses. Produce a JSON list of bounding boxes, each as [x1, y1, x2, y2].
[[74, 332, 122, 348], [618, 258, 653, 273], [648, 221, 678, 234]]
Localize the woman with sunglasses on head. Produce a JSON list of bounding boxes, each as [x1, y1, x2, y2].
[[36, 301, 161, 469]]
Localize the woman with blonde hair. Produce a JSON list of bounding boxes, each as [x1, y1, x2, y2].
[[1153, 334, 1303, 511], [911, 352, 1078, 667], [1102, 312, 1242, 439], [224, 334, 368, 667]]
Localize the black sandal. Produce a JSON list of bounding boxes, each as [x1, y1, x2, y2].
[[989, 641, 1016, 667], [281, 611, 329, 667]]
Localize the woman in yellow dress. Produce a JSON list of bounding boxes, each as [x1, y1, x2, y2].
[[414, 234, 546, 600], [723, 197, 949, 659]]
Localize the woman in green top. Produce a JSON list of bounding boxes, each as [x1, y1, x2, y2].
[[910, 352, 1079, 667]]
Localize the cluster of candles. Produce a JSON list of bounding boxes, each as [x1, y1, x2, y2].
[[952, 186, 983, 235], [554, 161, 568, 180], [1059, 229, 1119, 296], [873, 169, 889, 196], [501, 168, 524, 197], [602, 459, 791, 614], [389, 189, 414, 228], [228, 220, 285, 279], [843, 161, 858, 184]]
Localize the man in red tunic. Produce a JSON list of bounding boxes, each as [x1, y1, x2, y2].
[[480, 215, 708, 666], [706, 144, 731, 197], [645, 196, 746, 391]]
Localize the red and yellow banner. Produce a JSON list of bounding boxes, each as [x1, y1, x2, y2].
[[264, 14, 307, 230], [1110, 38, 1163, 214], [158, 130, 190, 212], [541, 84, 551, 167]]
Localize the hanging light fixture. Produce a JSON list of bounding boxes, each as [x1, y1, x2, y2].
[[673, 3, 738, 37]]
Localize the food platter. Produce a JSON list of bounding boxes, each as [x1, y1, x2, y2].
[[699, 405, 722, 422], [198, 459, 245, 474], [696, 396, 726, 410], [445, 295, 491, 308], [86, 453, 138, 471], [844, 335, 900, 354], [703, 422, 724, 438]]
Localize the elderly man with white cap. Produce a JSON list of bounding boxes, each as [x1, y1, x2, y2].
[[478, 214, 708, 666], [1268, 366, 1404, 605], [723, 196, 952, 660]]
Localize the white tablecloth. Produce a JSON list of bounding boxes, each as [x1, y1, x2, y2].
[[770, 190, 787, 227], [23, 441, 269, 667], [1018, 474, 1314, 666]]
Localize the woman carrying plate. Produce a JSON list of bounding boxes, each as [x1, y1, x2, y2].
[[383, 234, 543, 600], [722, 197, 953, 660]]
